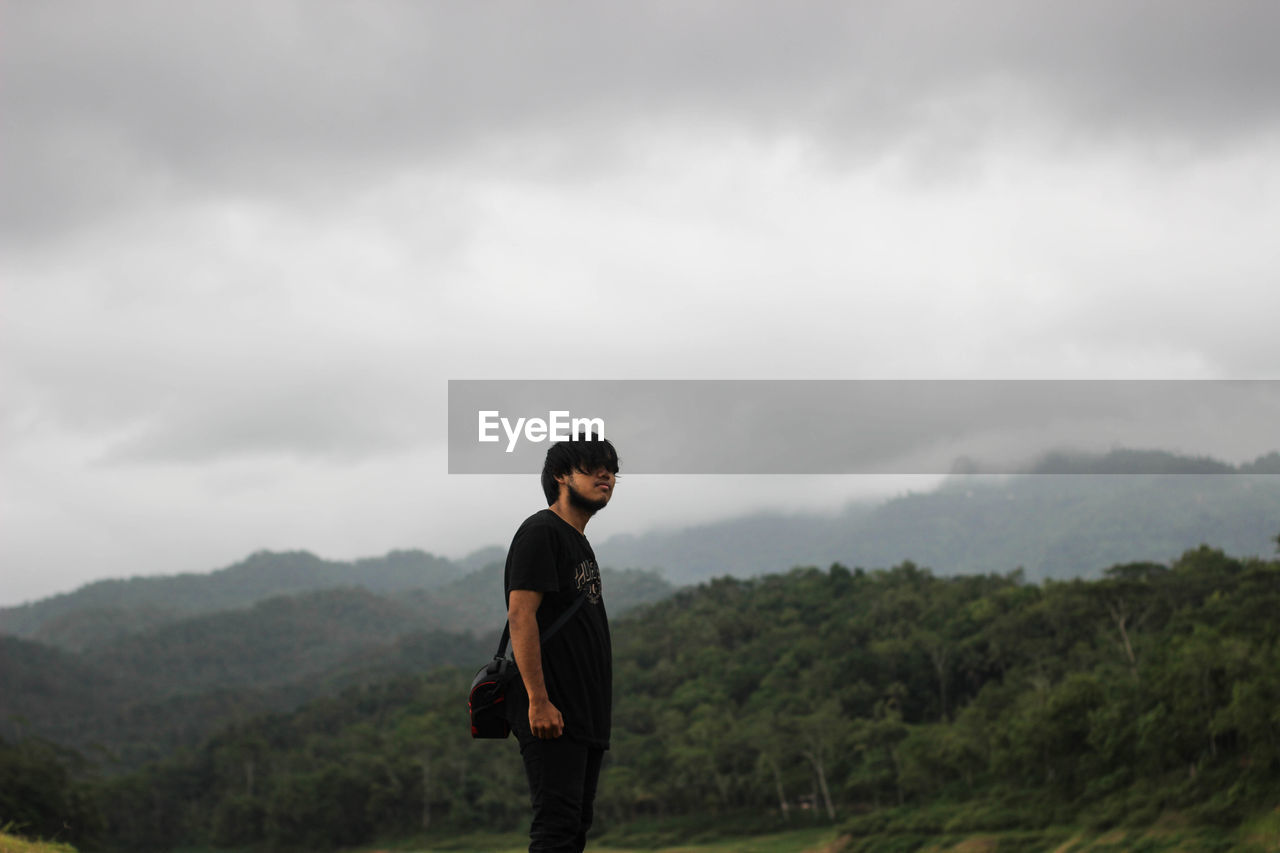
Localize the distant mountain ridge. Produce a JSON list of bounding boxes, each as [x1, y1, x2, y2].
[[1026, 448, 1280, 475], [599, 449, 1280, 584], [0, 548, 473, 648], [5, 449, 1278, 645]]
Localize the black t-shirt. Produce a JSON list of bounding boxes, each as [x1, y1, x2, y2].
[[504, 508, 612, 749]]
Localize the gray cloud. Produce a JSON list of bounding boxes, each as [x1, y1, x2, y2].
[[7, 1, 1280, 241], [4, 0, 1280, 605], [95, 370, 432, 466], [4, 309, 441, 465]]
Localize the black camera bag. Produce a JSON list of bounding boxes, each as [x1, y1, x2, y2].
[[469, 593, 587, 739]]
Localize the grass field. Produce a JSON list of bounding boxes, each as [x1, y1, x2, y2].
[[8, 811, 1276, 853], [0, 832, 76, 853]]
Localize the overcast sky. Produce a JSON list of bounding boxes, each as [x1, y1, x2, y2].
[[3, 1, 1279, 606]]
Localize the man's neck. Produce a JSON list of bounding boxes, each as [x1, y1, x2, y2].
[[549, 500, 591, 536]]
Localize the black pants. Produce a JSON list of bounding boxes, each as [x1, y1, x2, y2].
[[519, 737, 605, 852]]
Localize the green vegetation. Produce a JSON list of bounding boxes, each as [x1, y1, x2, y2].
[[602, 547, 1280, 830], [0, 567, 671, 770], [0, 831, 77, 853], [5, 539, 1276, 851], [0, 739, 100, 845]]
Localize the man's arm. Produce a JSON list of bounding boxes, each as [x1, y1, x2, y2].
[[508, 589, 564, 739]]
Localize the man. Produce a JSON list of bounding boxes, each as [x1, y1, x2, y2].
[[505, 433, 618, 852]]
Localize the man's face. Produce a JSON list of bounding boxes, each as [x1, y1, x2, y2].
[[561, 464, 615, 515]]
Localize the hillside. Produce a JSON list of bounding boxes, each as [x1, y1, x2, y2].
[[0, 568, 672, 769], [0, 549, 468, 648], [26, 541, 1276, 852], [1, 548, 672, 654]]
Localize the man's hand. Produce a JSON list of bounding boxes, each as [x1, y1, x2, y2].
[[508, 589, 564, 739], [528, 697, 564, 739]]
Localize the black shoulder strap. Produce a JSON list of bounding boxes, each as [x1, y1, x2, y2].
[[494, 591, 589, 659]]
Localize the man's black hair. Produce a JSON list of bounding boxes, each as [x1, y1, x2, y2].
[[541, 433, 620, 504]]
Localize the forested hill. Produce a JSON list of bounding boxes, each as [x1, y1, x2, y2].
[[0, 549, 473, 647], [0, 568, 672, 769], [21, 541, 1276, 852], [602, 450, 1280, 585]]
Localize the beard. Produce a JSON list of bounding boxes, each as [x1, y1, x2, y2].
[[567, 480, 609, 515]]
